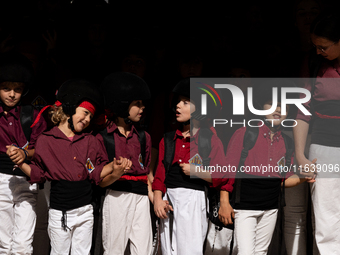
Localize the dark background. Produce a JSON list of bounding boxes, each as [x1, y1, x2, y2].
[[0, 0, 338, 146]]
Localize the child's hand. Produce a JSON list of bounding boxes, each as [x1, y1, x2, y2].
[[299, 158, 317, 179], [112, 157, 131, 177], [299, 158, 317, 180], [305, 176, 316, 183], [6, 145, 26, 165], [179, 163, 191, 176], [218, 202, 235, 226], [154, 197, 174, 219]]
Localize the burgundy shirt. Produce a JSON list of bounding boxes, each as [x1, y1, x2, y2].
[[220, 124, 295, 192], [297, 59, 340, 123], [30, 126, 108, 184], [95, 122, 152, 176], [0, 105, 47, 152], [152, 128, 231, 195]]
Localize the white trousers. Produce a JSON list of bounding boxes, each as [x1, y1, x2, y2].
[[48, 204, 94, 255], [0, 173, 37, 255], [234, 209, 278, 255], [102, 190, 152, 255], [309, 144, 340, 255], [160, 188, 208, 255], [204, 222, 236, 255]]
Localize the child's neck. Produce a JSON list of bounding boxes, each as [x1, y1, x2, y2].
[[58, 120, 75, 138], [116, 117, 132, 138], [182, 124, 191, 138], [268, 125, 281, 141], [182, 119, 200, 137], [2, 105, 15, 114]]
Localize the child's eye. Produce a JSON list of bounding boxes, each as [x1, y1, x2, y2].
[[14, 88, 24, 93], [84, 111, 93, 119]]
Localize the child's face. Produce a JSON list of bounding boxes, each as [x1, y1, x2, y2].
[[71, 106, 93, 132], [264, 101, 288, 127], [176, 96, 195, 123], [128, 100, 145, 122], [0, 82, 25, 109]]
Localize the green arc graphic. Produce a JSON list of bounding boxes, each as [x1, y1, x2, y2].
[[198, 87, 217, 106]]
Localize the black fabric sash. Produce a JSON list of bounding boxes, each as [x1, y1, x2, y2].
[[108, 180, 148, 195], [50, 179, 93, 211], [233, 177, 282, 210], [312, 100, 340, 147], [165, 164, 206, 191]]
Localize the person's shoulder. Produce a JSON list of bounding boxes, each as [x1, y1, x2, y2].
[[35, 128, 53, 145], [84, 131, 99, 141], [232, 126, 247, 137], [226, 126, 247, 147], [41, 126, 56, 136]]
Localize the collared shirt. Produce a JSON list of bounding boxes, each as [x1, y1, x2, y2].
[[95, 122, 152, 176], [221, 124, 294, 192], [297, 59, 340, 123], [30, 126, 108, 184], [152, 128, 231, 195], [0, 105, 47, 152]]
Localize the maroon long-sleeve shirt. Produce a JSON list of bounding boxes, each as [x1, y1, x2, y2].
[[95, 122, 152, 176], [297, 58, 340, 123], [30, 126, 108, 184], [152, 128, 233, 195], [219, 124, 295, 193], [0, 105, 47, 152]]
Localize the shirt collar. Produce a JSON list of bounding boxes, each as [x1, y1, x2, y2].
[[0, 104, 20, 119], [45, 126, 89, 141], [174, 128, 199, 142], [175, 129, 184, 139], [260, 123, 282, 142], [106, 121, 139, 137]]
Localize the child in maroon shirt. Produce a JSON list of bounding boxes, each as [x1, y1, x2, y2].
[[0, 52, 47, 255], [7, 79, 130, 255], [218, 85, 314, 255], [97, 72, 153, 255], [152, 78, 228, 254]]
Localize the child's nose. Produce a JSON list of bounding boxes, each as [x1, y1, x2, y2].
[[9, 90, 15, 97], [85, 115, 91, 122], [276, 105, 282, 112]]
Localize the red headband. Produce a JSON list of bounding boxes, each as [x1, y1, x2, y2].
[[78, 101, 96, 116]]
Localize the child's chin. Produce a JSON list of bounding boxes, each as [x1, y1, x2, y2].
[[74, 127, 83, 133], [5, 102, 16, 108], [177, 117, 190, 123], [129, 117, 140, 122]]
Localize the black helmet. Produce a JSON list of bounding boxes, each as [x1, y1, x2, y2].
[[0, 52, 34, 96], [172, 78, 190, 99], [56, 78, 102, 117], [100, 72, 151, 118], [171, 78, 223, 121]]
